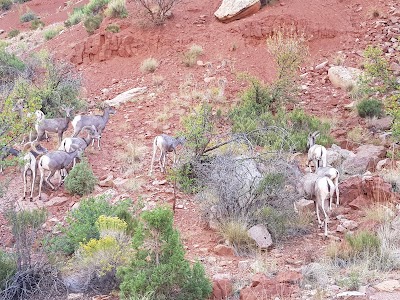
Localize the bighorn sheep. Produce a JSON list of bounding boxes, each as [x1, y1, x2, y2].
[[22, 142, 48, 201], [307, 131, 327, 171], [12, 101, 44, 143], [0, 147, 20, 173], [295, 168, 334, 237], [149, 134, 185, 175], [38, 147, 82, 200], [315, 166, 339, 209], [35, 106, 73, 145], [71, 106, 116, 150], [59, 125, 100, 153], [314, 176, 335, 237]]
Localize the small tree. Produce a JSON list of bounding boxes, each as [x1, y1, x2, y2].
[[117, 207, 212, 300], [180, 103, 214, 157], [134, 0, 179, 25]]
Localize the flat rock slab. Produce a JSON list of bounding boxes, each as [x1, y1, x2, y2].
[[215, 0, 261, 23], [105, 87, 147, 107]]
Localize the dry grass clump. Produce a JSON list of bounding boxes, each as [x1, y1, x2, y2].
[[363, 203, 396, 224], [140, 57, 158, 73], [183, 44, 204, 67], [217, 220, 255, 255], [117, 142, 147, 175], [381, 168, 400, 193]]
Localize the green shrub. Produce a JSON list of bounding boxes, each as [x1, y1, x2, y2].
[[65, 7, 85, 26], [5, 209, 47, 270], [180, 103, 214, 157], [0, 250, 16, 290], [140, 57, 158, 73], [20, 11, 37, 23], [8, 29, 20, 38], [62, 215, 131, 293], [84, 14, 103, 34], [65, 159, 97, 196], [43, 26, 63, 40], [117, 207, 212, 300], [48, 196, 135, 255], [357, 98, 383, 118], [105, 0, 128, 18], [182, 44, 203, 67], [33, 52, 86, 117], [168, 163, 199, 194], [230, 105, 333, 152], [30, 19, 45, 30], [85, 0, 109, 15], [346, 231, 381, 258], [0, 0, 12, 11], [106, 23, 120, 33]]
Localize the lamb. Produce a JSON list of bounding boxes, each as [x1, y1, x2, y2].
[[22, 141, 48, 201], [315, 166, 339, 209], [71, 106, 116, 150], [149, 134, 185, 175], [35, 106, 73, 145], [38, 147, 82, 200], [307, 131, 327, 171]]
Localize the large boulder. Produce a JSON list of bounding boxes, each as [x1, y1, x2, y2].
[[211, 277, 233, 299], [340, 175, 398, 209], [339, 176, 365, 206], [240, 273, 293, 300], [342, 144, 386, 175], [326, 144, 355, 168], [328, 66, 363, 91], [247, 224, 273, 250], [215, 0, 261, 23], [105, 87, 147, 107]]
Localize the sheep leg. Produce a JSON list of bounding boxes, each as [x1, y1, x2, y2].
[[334, 177, 339, 207], [45, 170, 56, 190], [29, 165, 36, 201], [149, 137, 157, 176], [159, 151, 165, 173], [321, 198, 329, 237], [38, 168, 44, 200], [315, 200, 322, 225], [23, 169, 28, 200]]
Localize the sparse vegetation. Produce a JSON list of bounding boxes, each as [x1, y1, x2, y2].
[[43, 26, 63, 40], [0, 0, 12, 11], [218, 220, 255, 254], [105, 0, 128, 18], [20, 11, 37, 23], [65, 7, 85, 26], [65, 159, 97, 196], [140, 57, 158, 73], [357, 98, 383, 118], [31, 19, 45, 30], [0, 250, 16, 290], [134, 0, 178, 25], [106, 23, 120, 33], [8, 29, 20, 38], [84, 14, 103, 34], [183, 44, 203, 67]]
